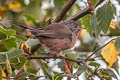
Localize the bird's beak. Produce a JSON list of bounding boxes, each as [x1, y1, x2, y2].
[[75, 26, 86, 35], [78, 26, 86, 31]]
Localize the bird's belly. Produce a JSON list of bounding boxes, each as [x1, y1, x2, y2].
[[39, 36, 77, 53]]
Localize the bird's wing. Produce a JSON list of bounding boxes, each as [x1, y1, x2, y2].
[[36, 32, 58, 38], [36, 23, 72, 39]]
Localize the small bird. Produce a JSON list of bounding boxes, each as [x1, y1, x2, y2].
[[11, 20, 84, 56]]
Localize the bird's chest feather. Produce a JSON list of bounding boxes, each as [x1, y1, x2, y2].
[[39, 33, 77, 53]]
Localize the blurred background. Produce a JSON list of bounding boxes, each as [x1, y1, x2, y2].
[[0, 0, 120, 80]]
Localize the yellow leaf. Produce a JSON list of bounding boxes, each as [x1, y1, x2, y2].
[[20, 42, 31, 55], [0, 66, 6, 80], [25, 21, 33, 26], [99, 71, 111, 79], [110, 21, 116, 29], [0, 7, 7, 18], [86, 52, 91, 57], [44, 17, 50, 22], [6, 55, 12, 78], [79, 28, 87, 37], [2, 70, 6, 80], [101, 41, 119, 68], [8, 1, 21, 10], [78, 29, 87, 42], [1, 7, 7, 11]]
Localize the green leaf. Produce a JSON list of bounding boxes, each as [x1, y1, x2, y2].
[[90, 15, 100, 36], [27, 67, 37, 74], [24, 14, 36, 23], [10, 56, 26, 70], [89, 61, 100, 68], [15, 34, 27, 41], [58, 61, 64, 71], [0, 67, 2, 80], [115, 37, 120, 51], [7, 48, 23, 59], [74, 64, 87, 75], [65, 52, 77, 59], [10, 57, 19, 63], [0, 48, 23, 62], [63, 74, 76, 78], [96, 3, 114, 33], [18, 72, 29, 80], [53, 72, 63, 80], [3, 37, 18, 50], [0, 27, 16, 36], [109, 28, 120, 36], [91, 0, 99, 6], [0, 54, 6, 62], [101, 69, 118, 79], [0, 32, 6, 40], [0, 44, 7, 52], [26, 39, 40, 47], [36, 60, 52, 79], [117, 0, 120, 4], [54, 0, 67, 8], [81, 15, 93, 36]]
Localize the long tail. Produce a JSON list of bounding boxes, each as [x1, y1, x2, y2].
[[12, 21, 33, 30], [5, 19, 45, 35], [6, 19, 33, 30]]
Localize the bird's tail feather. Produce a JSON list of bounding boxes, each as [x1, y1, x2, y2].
[[12, 21, 33, 30], [5, 19, 33, 30]]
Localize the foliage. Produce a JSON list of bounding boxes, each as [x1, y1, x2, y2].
[[0, 0, 120, 80]]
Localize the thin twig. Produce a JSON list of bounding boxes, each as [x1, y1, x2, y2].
[[87, 0, 94, 11], [67, 7, 91, 21], [0, 22, 7, 28], [27, 55, 84, 64], [53, 0, 77, 23], [87, 65, 104, 80], [95, 0, 105, 7], [15, 67, 24, 80], [68, 0, 105, 21], [85, 37, 118, 61]]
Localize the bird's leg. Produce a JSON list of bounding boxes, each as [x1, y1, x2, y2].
[[47, 52, 64, 59], [58, 52, 65, 57], [46, 52, 58, 57]]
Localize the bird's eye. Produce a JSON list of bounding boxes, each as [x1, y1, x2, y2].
[[71, 22, 74, 25], [74, 25, 77, 28]]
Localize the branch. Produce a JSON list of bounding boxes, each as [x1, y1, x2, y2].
[[85, 37, 118, 61], [67, 7, 91, 21], [27, 55, 84, 64], [87, 0, 94, 11], [68, 0, 105, 21], [15, 67, 24, 80], [53, 0, 77, 23], [95, 0, 105, 7], [0, 22, 7, 28]]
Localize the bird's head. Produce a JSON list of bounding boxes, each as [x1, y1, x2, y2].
[[60, 20, 85, 35]]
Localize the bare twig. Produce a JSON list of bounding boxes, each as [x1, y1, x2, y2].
[[95, 0, 105, 7], [27, 55, 84, 64], [0, 22, 7, 28], [87, 65, 104, 80], [15, 67, 24, 80], [87, 0, 94, 11], [85, 37, 118, 61], [67, 7, 91, 21], [53, 0, 77, 23], [3, 77, 41, 80], [68, 0, 105, 21]]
